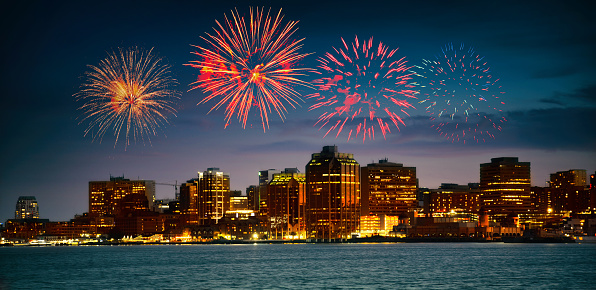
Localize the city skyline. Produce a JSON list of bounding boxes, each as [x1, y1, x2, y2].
[[1, 0, 595, 222]]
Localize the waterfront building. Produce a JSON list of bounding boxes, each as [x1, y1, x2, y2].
[[180, 179, 199, 213], [591, 172, 596, 212], [230, 190, 248, 211], [3, 218, 49, 240], [360, 215, 401, 237], [179, 169, 231, 226], [479, 157, 532, 223], [306, 146, 360, 241], [267, 170, 306, 239], [197, 168, 230, 225], [429, 183, 480, 214], [549, 169, 590, 213], [89, 175, 155, 217], [15, 196, 39, 219], [246, 185, 258, 211], [258, 169, 282, 217], [361, 159, 417, 217]]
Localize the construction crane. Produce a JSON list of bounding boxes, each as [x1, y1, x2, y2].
[[156, 181, 179, 199]]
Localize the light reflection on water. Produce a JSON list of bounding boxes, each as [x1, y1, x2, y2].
[[1, 243, 595, 289]]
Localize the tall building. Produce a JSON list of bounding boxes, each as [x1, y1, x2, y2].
[[89, 176, 155, 217], [258, 169, 282, 217], [197, 168, 230, 225], [550, 169, 587, 188], [480, 157, 531, 222], [179, 178, 200, 225], [361, 159, 417, 217], [246, 185, 258, 211], [549, 169, 590, 213], [230, 190, 248, 211], [429, 183, 480, 214], [15, 196, 39, 219], [267, 170, 306, 239], [306, 146, 360, 241], [590, 172, 596, 212]]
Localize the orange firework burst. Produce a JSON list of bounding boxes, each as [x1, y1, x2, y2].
[[76, 47, 179, 149], [187, 7, 312, 131]]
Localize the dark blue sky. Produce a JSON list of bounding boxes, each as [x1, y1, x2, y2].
[[1, 0, 595, 222]]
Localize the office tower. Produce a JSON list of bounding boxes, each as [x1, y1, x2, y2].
[[179, 178, 200, 225], [258, 169, 282, 217], [267, 170, 306, 239], [89, 175, 155, 217], [480, 157, 531, 222], [551, 169, 587, 188], [530, 186, 551, 215], [590, 172, 596, 212], [246, 185, 258, 211], [429, 183, 480, 213], [15, 196, 39, 219], [197, 168, 230, 224], [230, 190, 248, 211], [361, 159, 417, 216], [306, 146, 360, 241], [549, 169, 590, 213]]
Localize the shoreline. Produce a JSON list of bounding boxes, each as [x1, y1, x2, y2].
[[2, 236, 580, 247]]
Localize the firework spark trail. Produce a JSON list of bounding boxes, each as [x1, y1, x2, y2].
[[307, 36, 417, 142], [187, 7, 312, 132], [75, 48, 179, 149], [417, 43, 506, 143]]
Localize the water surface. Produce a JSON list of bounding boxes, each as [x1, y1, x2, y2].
[[1, 243, 595, 289]]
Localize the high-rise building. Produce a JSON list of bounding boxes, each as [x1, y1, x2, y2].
[[230, 190, 248, 211], [550, 169, 587, 188], [267, 171, 306, 239], [246, 185, 258, 211], [306, 146, 360, 241], [179, 178, 200, 225], [197, 168, 230, 225], [480, 157, 531, 222], [429, 183, 480, 214], [549, 169, 590, 213], [361, 159, 417, 217], [590, 172, 596, 212], [89, 176, 155, 217], [258, 169, 282, 217], [15, 196, 39, 219]]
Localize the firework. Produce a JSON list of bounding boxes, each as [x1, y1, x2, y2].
[[307, 36, 418, 142], [417, 43, 506, 143], [187, 7, 311, 132], [76, 47, 179, 148]]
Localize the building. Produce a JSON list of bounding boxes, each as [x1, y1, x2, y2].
[[257, 169, 282, 217], [180, 179, 199, 214], [230, 190, 248, 211], [549, 169, 590, 213], [361, 159, 417, 217], [551, 169, 586, 188], [429, 183, 480, 214], [591, 172, 596, 213], [179, 169, 231, 225], [15, 196, 39, 219], [197, 168, 230, 225], [89, 175, 155, 217], [246, 185, 258, 211], [306, 146, 360, 241], [480, 157, 532, 223], [267, 170, 306, 239]]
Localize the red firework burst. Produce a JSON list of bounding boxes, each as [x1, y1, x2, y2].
[[307, 36, 417, 142], [187, 7, 311, 131]]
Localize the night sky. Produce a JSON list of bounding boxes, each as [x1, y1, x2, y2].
[[1, 0, 595, 222]]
